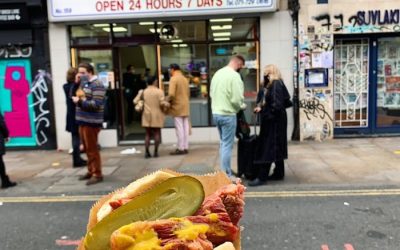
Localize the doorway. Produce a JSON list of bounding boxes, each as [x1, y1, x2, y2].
[[116, 45, 157, 142], [334, 35, 400, 135]]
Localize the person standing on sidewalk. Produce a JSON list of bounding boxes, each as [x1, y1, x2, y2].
[[249, 64, 290, 186], [134, 76, 170, 158], [210, 55, 246, 178], [63, 67, 87, 168], [0, 113, 17, 189], [72, 63, 106, 185], [167, 63, 190, 155]]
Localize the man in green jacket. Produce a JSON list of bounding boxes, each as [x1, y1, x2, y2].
[[210, 55, 246, 178]]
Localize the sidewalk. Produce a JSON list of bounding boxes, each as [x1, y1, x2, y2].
[[2, 137, 400, 195]]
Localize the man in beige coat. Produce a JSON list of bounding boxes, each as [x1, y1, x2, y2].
[[167, 64, 190, 155]]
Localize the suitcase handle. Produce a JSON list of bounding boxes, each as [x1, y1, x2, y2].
[[253, 113, 260, 136]]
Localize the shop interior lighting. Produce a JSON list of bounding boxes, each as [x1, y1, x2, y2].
[[210, 18, 233, 22], [211, 25, 232, 30], [170, 39, 183, 43], [213, 32, 231, 37], [103, 27, 127, 32], [139, 22, 154, 25], [93, 23, 110, 27], [140, 21, 163, 25], [149, 28, 161, 33], [172, 44, 188, 48], [214, 37, 230, 41]]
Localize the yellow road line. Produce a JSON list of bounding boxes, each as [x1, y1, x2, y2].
[[246, 189, 400, 197], [2, 189, 400, 203], [0, 195, 102, 203]]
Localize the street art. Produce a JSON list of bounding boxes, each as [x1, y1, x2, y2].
[[0, 60, 37, 146], [0, 45, 33, 59], [313, 8, 400, 34], [30, 70, 52, 146], [299, 89, 333, 141], [31, 69, 51, 146]]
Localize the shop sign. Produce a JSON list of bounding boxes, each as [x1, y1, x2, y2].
[[48, 0, 277, 22], [0, 4, 29, 27]]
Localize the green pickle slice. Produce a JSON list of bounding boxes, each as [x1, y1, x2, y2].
[[84, 175, 205, 250]]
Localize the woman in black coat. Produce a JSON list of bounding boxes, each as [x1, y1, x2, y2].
[[248, 64, 291, 186], [0, 113, 17, 188], [63, 67, 87, 168]]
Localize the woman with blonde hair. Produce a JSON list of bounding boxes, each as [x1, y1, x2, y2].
[[249, 64, 292, 186], [134, 76, 170, 158]]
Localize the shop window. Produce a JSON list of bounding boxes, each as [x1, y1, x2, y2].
[[70, 24, 112, 46], [209, 41, 259, 114], [376, 37, 400, 127], [157, 21, 206, 43], [160, 44, 208, 127], [208, 17, 258, 41]]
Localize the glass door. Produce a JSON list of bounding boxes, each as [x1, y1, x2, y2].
[[334, 38, 370, 134], [117, 45, 157, 141], [334, 35, 400, 136], [376, 37, 400, 129]]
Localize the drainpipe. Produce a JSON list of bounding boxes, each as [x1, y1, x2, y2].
[[288, 0, 300, 140]]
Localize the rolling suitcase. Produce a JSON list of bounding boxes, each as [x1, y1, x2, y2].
[[237, 113, 259, 180]]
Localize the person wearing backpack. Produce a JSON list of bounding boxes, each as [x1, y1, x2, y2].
[[249, 64, 291, 186]]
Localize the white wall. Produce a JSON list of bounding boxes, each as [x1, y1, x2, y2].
[[260, 11, 294, 140], [49, 23, 71, 150]]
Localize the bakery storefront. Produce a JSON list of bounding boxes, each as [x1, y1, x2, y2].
[[47, 0, 290, 148], [298, 0, 400, 140]]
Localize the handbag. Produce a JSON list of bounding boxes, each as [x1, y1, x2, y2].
[[134, 90, 144, 113], [284, 98, 293, 108], [279, 80, 293, 108]]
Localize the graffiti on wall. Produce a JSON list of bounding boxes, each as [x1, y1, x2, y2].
[[30, 70, 52, 146], [0, 45, 32, 58], [0, 60, 37, 146], [298, 20, 335, 141], [313, 8, 400, 33], [299, 89, 333, 141], [0, 57, 53, 147]]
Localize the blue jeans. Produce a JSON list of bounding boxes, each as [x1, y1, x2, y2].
[[213, 114, 237, 177]]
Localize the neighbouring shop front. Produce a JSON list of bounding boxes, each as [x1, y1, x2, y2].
[[48, 0, 293, 147], [297, 0, 400, 141], [0, 0, 55, 149]]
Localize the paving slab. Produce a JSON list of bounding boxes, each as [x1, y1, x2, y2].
[[2, 137, 400, 195]]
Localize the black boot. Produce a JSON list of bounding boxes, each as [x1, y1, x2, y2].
[[73, 158, 87, 168], [1, 175, 17, 189], [153, 146, 159, 158], [145, 148, 152, 159], [269, 161, 285, 180]]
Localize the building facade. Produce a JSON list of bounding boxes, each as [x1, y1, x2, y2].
[[47, 0, 295, 149], [297, 0, 400, 140], [0, 0, 55, 149]]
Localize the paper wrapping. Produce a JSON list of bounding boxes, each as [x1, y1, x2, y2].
[[77, 170, 241, 250]]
